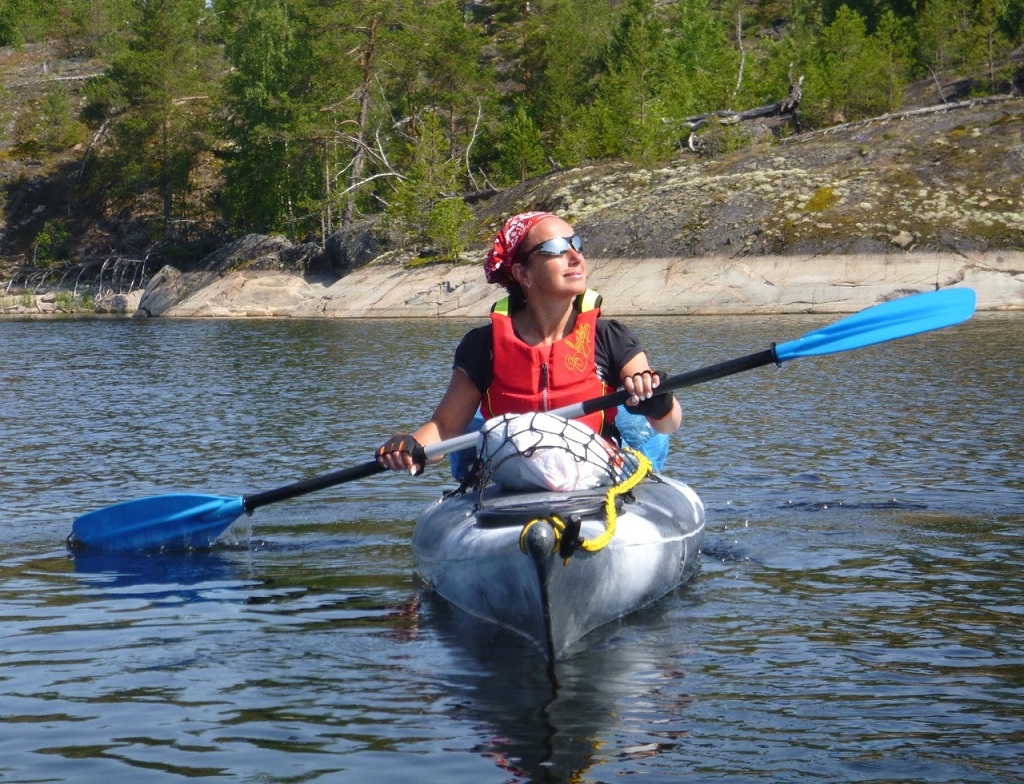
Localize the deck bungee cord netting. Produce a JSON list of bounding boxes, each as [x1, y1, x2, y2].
[[470, 413, 653, 560]]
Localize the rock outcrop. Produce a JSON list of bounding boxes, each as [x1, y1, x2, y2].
[[137, 242, 1023, 318]]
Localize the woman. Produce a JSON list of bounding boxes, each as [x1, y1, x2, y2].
[[377, 211, 681, 475]]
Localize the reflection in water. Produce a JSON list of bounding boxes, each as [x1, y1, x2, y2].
[[419, 584, 708, 783], [70, 546, 257, 601], [421, 589, 661, 782]]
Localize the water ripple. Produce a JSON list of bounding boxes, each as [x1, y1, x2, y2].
[[1, 314, 1022, 782]]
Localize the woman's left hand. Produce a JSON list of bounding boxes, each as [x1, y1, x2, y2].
[[623, 369, 659, 405], [624, 369, 676, 420]]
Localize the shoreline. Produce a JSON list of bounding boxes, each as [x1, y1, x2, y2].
[[139, 250, 1024, 318], [3, 251, 1023, 318]]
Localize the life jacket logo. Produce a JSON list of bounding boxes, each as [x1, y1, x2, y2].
[[564, 322, 591, 372]]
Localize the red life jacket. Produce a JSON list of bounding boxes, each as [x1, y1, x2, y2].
[[482, 289, 617, 435]]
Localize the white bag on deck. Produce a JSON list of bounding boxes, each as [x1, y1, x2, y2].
[[479, 412, 616, 492]]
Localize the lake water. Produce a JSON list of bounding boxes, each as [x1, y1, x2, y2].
[[1, 310, 1022, 783]]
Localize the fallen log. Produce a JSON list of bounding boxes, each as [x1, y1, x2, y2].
[[686, 73, 804, 152]]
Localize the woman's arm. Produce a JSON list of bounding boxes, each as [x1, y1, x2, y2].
[[412, 368, 482, 453], [378, 368, 482, 474]]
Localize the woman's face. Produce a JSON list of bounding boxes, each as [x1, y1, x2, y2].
[[513, 218, 587, 298]]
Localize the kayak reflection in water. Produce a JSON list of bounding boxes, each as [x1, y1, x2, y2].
[[375, 211, 681, 479]]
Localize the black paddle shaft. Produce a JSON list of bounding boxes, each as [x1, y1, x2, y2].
[[242, 460, 386, 513], [578, 347, 780, 416], [241, 348, 778, 514]]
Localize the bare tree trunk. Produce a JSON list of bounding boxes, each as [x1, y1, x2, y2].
[[344, 15, 380, 224], [732, 10, 745, 110], [323, 149, 332, 239], [162, 114, 172, 239]]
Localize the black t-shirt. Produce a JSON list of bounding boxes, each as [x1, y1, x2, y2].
[[453, 318, 644, 392]]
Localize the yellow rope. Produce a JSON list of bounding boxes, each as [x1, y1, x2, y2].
[[516, 448, 652, 561], [580, 448, 652, 553]]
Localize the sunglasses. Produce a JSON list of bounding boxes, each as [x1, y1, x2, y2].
[[521, 234, 583, 259]]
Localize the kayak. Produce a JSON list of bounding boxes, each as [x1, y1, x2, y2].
[[412, 472, 705, 660]]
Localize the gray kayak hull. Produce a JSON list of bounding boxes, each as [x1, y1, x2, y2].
[[412, 474, 705, 659]]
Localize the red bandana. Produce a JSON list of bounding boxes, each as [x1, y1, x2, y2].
[[484, 211, 556, 286]]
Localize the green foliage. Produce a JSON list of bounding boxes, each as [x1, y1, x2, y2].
[[8, 0, 1023, 254], [790, 4, 919, 123], [815, 0, 917, 30], [872, 10, 914, 110], [53, 290, 74, 310], [817, 6, 886, 120], [0, 0, 51, 45], [80, 0, 221, 241], [527, 0, 608, 154], [383, 111, 467, 248], [664, 0, 739, 112], [220, 0, 304, 234], [1004, 0, 1024, 39], [587, 0, 677, 161], [13, 82, 86, 153], [964, 0, 1016, 90], [41, 82, 84, 147], [32, 218, 72, 264], [80, 0, 139, 56], [2, 0, 136, 50], [915, 0, 972, 74], [427, 197, 474, 261], [0, 0, 23, 46], [496, 103, 547, 184]]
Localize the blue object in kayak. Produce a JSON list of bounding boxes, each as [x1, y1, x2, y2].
[[450, 412, 486, 480], [615, 405, 669, 470]]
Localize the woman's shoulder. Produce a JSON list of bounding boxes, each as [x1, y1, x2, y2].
[[454, 322, 493, 392], [597, 317, 643, 371], [458, 322, 493, 347], [597, 317, 640, 343]]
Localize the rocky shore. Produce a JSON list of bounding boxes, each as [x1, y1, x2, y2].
[[4, 241, 1021, 318], [130, 242, 1023, 319], [4, 94, 1023, 319]]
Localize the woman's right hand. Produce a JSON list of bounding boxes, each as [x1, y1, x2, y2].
[[376, 434, 427, 475]]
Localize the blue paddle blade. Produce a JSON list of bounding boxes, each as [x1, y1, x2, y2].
[[774, 288, 977, 362], [70, 494, 246, 552]]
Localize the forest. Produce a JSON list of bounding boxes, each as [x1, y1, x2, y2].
[[2, 0, 1023, 269]]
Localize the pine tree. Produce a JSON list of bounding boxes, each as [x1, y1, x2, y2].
[[220, 0, 301, 235], [0, 0, 54, 45], [221, 0, 414, 239], [416, 0, 492, 165], [818, 5, 895, 121], [81, 0, 221, 241], [497, 102, 547, 184], [964, 0, 1013, 89], [871, 9, 914, 110], [665, 0, 739, 113], [528, 0, 612, 166], [383, 111, 465, 248], [915, 0, 971, 75], [588, 0, 677, 161]]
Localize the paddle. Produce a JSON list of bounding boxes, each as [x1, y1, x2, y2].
[[552, 286, 978, 422], [68, 287, 976, 552]]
